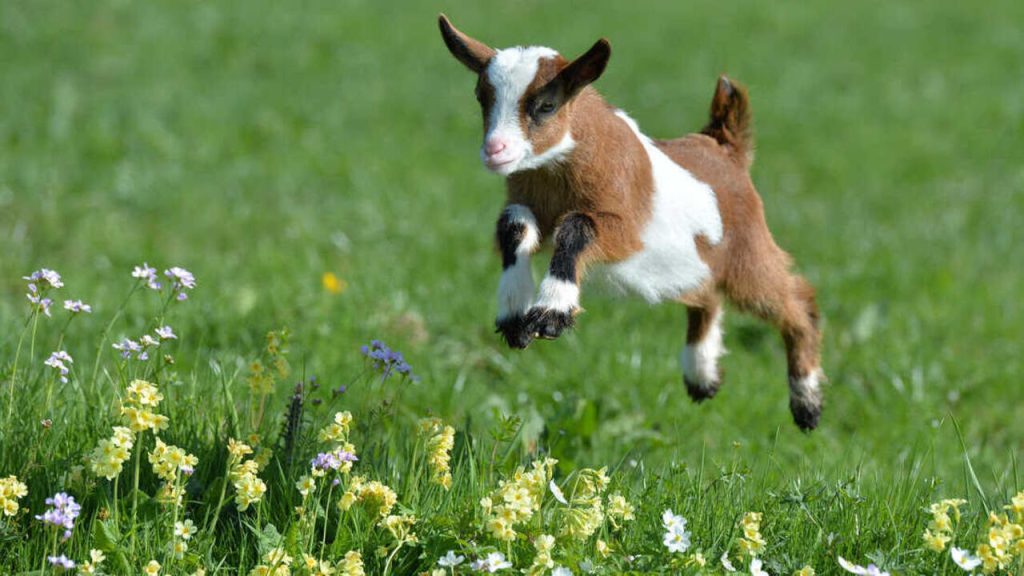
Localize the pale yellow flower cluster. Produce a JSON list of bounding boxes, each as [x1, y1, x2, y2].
[[338, 476, 398, 518], [0, 475, 28, 516], [296, 475, 316, 497], [738, 512, 766, 557], [300, 553, 336, 576], [227, 439, 267, 511], [383, 513, 417, 544], [144, 559, 161, 575], [418, 418, 455, 490], [248, 547, 292, 576], [607, 492, 636, 529], [527, 534, 556, 575], [121, 380, 169, 433], [248, 330, 290, 396], [559, 467, 611, 541], [148, 437, 198, 505], [922, 498, 965, 552], [89, 427, 135, 480], [792, 565, 815, 576], [482, 458, 557, 541], [976, 509, 1024, 573], [77, 549, 106, 574], [339, 551, 365, 576], [171, 519, 198, 558]]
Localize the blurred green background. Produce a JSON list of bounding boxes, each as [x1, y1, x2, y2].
[[2, 0, 1022, 489]]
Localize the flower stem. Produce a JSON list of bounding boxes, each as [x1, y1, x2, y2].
[[130, 431, 145, 553]]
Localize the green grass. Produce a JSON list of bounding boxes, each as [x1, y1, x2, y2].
[[1, 0, 1023, 573]]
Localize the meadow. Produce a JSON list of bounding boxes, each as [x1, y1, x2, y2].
[[1, 0, 1023, 574]]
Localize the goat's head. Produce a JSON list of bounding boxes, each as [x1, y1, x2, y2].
[[439, 14, 611, 176]]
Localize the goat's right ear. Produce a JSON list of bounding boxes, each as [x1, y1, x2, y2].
[[438, 14, 495, 74]]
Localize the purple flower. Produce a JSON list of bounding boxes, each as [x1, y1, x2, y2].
[[132, 263, 162, 290], [155, 325, 177, 340], [360, 340, 415, 381], [24, 268, 64, 289], [112, 338, 142, 360], [48, 555, 76, 570], [311, 450, 358, 472], [27, 293, 54, 317], [164, 267, 196, 301], [44, 351, 74, 384], [140, 335, 159, 348], [36, 492, 81, 540], [62, 300, 92, 314]]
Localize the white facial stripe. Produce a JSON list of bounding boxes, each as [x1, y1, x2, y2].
[[534, 277, 580, 313], [482, 46, 561, 174], [516, 132, 576, 171], [681, 308, 726, 387]]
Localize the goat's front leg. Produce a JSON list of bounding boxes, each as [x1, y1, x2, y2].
[[495, 204, 542, 349], [525, 212, 596, 341]]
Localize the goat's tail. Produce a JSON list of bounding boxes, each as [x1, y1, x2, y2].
[[701, 75, 754, 168]]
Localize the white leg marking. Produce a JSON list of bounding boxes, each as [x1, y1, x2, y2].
[[790, 368, 823, 405], [496, 205, 540, 321], [681, 309, 726, 387], [533, 277, 580, 313]]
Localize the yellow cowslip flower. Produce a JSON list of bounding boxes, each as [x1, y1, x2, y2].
[[1007, 491, 1024, 519], [339, 551, 365, 576], [596, 539, 611, 558], [419, 418, 455, 490], [253, 447, 273, 470], [685, 552, 707, 568], [172, 539, 188, 557], [264, 547, 292, 567], [607, 493, 636, 528], [0, 475, 29, 516], [248, 566, 271, 576], [528, 534, 555, 572], [149, 437, 197, 483], [739, 512, 767, 557], [793, 566, 815, 576], [126, 380, 163, 407], [562, 499, 605, 541], [296, 475, 316, 497], [383, 514, 417, 543], [144, 560, 161, 575], [192, 569, 206, 576], [923, 529, 951, 552], [487, 516, 516, 541], [228, 438, 254, 459], [319, 412, 353, 444], [174, 519, 197, 540], [322, 272, 347, 295], [357, 481, 397, 518]]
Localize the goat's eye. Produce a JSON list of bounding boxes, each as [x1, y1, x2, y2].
[[537, 101, 556, 115]]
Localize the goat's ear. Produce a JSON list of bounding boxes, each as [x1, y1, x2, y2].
[[554, 39, 611, 99], [438, 14, 495, 74]]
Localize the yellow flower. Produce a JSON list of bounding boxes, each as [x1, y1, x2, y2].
[[296, 475, 316, 497], [264, 547, 292, 567], [923, 529, 951, 552], [607, 492, 636, 528], [0, 475, 29, 516], [596, 539, 611, 558], [383, 514, 417, 543], [685, 552, 707, 568], [419, 418, 455, 490], [739, 512, 766, 557], [174, 519, 197, 540], [793, 567, 815, 576], [322, 272, 347, 295], [144, 560, 161, 575], [339, 551, 364, 576]]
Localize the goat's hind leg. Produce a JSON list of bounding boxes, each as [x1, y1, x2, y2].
[[780, 275, 823, 430], [682, 296, 726, 402]]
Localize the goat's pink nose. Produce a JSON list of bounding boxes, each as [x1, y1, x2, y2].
[[484, 139, 507, 156]]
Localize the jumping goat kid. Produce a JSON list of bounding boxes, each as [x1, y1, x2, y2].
[[439, 15, 825, 430]]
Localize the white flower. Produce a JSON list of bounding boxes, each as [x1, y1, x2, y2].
[[470, 552, 512, 573], [438, 550, 465, 568], [550, 479, 568, 505], [721, 552, 737, 572], [155, 326, 177, 340], [132, 263, 162, 290], [837, 557, 890, 576], [578, 559, 595, 574], [662, 509, 686, 531], [63, 300, 92, 313], [552, 567, 573, 576], [663, 523, 691, 554], [950, 547, 982, 571], [750, 558, 770, 576]]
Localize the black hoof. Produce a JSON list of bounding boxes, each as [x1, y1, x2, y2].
[[790, 400, 821, 432], [524, 307, 575, 340], [495, 315, 533, 349], [684, 376, 719, 403]]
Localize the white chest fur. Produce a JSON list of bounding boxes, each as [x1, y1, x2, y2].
[[598, 110, 723, 303]]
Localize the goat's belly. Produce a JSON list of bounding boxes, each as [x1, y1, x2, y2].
[[598, 231, 712, 304]]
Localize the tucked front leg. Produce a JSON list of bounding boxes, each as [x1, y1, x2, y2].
[[526, 212, 596, 340], [495, 204, 541, 349]]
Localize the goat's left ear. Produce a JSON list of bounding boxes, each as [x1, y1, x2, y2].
[[554, 39, 612, 100]]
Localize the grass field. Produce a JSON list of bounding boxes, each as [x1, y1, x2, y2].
[[1, 1, 1023, 574]]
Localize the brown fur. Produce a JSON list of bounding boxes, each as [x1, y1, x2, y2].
[[439, 16, 824, 429]]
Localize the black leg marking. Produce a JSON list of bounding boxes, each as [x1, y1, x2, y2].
[[496, 315, 533, 349], [496, 209, 527, 270], [524, 307, 575, 340], [547, 213, 596, 281], [684, 376, 720, 403]]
